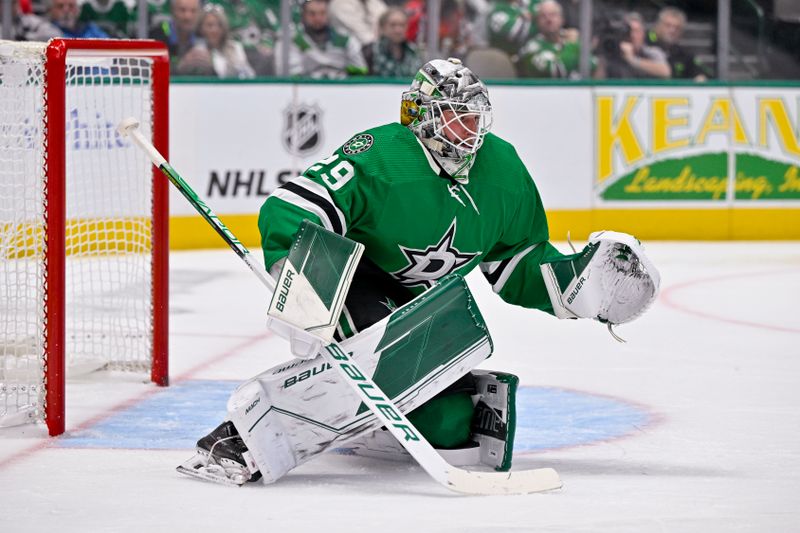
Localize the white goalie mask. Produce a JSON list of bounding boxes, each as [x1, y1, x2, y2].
[[401, 58, 493, 183]]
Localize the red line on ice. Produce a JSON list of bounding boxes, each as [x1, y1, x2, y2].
[[0, 331, 272, 472], [659, 267, 800, 334]]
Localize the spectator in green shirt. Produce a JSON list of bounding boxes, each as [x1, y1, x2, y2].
[[516, 0, 593, 78], [363, 7, 420, 77], [207, 0, 284, 76], [78, 0, 132, 38], [486, 0, 540, 55], [275, 0, 367, 79]]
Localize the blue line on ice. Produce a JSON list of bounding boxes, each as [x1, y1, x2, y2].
[[57, 381, 652, 451]]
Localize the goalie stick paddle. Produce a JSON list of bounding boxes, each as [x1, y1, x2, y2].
[[118, 117, 562, 496]]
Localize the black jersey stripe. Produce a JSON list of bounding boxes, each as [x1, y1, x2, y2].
[[481, 243, 540, 292], [281, 181, 344, 235], [481, 257, 512, 287]]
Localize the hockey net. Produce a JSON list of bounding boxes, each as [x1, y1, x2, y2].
[[0, 39, 169, 435]]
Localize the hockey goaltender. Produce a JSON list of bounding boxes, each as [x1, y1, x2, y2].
[[178, 58, 661, 488]]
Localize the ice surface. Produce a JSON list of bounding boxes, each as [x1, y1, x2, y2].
[[1, 242, 798, 532]]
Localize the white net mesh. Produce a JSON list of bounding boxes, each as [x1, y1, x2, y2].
[[63, 55, 154, 374], [0, 41, 157, 428], [0, 42, 47, 426]]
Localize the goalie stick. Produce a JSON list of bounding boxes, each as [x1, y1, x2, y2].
[[118, 117, 562, 496]]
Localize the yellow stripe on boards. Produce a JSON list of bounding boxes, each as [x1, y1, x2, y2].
[[548, 208, 800, 240], [170, 214, 263, 250], [168, 208, 800, 251]]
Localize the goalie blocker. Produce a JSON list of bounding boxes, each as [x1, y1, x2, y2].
[[266, 219, 364, 359]]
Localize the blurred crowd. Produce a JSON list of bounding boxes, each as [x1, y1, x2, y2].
[[1, 0, 711, 80]]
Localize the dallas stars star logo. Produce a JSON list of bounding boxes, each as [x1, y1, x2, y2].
[[391, 220, 479, 289]]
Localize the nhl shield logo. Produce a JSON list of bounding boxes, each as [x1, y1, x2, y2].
[[283, 103, 323, 156]]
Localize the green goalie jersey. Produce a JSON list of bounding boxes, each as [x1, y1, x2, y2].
[[258, 122, 565, 313]]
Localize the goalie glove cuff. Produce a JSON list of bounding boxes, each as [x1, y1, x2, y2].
[[540, 231, 661, 325]]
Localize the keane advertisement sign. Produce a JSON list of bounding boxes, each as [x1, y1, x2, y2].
[[594, 88, 800, 203]]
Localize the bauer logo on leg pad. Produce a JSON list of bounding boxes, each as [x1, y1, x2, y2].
[[283, 362, 332, 389]]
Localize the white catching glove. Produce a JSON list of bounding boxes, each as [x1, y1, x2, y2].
[[540, 231, 660, 328]]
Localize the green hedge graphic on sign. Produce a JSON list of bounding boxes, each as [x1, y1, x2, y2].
[[601, 153, 728, 201], [735, 154, 800, 200]]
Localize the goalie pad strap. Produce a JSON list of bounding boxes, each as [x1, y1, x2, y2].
[[343, 369, 519, 471], [470, 370, 518, 472]]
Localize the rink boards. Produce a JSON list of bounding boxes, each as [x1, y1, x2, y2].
[[159, 81, 800, 244]]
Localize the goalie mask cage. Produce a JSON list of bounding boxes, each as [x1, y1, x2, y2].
[[0, 39, 169, 436]]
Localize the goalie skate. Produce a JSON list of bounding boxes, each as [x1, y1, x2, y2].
[[176, 453, 251, 487], [176, 421, 261, 487]]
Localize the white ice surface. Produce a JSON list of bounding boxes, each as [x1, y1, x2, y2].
[[1, 242, 799, 532]]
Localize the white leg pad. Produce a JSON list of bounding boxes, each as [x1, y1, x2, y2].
[[342, 428, 481, 466], [227, 379, 296, 484]]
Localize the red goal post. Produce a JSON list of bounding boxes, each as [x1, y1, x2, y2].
[[0, 39, 169, 436]]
